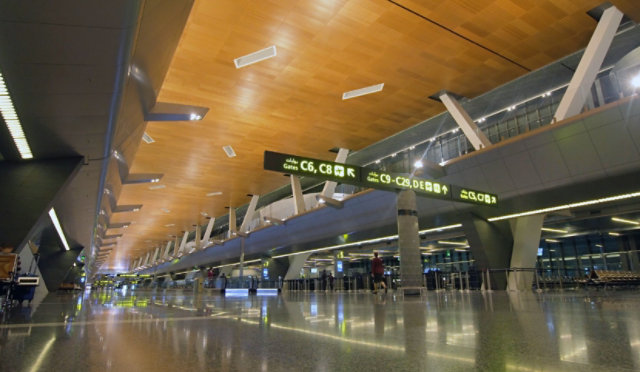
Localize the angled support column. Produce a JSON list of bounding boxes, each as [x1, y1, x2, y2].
[[554, 6, 623, 121], [321, 148, 349, 198], [239, 195, 260, 233], [163, 241, 172, 261], [508, 215, 545, 291], [439, 93, 491, 150], [290, 175, 306, 214], [284, 252, 313, 280], [172, 236, 180, 257], [195, 224, 202, 250], [143, 252, 151, 267], [152, 247, 160, 265], [178, 231, 188, 257], [202, 217, 215, 245], [228, 207, 237, 238], [461, 214, 513, 290]]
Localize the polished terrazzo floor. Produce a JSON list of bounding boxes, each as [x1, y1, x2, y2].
[[1, 288, 640, 371]]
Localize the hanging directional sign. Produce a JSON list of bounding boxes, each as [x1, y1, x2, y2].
[[361, 169, 451, 200], [264, 151, 360, 183], [263, 150, 498, 206]]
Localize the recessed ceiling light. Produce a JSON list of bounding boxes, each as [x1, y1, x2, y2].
[[189, 113, 202, 120], [0, 71, 33, 159], [149, 184, 166, 190], [206, 191, 223, 197], [164, 223, 175, 227], [222, 145, 236, 158], [342, 83, 384, 100], [200, 211, 208, 217], [234, 45, 277, 68], [413, 160, 423, 169], [142, 132, 155, 144], [545, 239, 560, 243]]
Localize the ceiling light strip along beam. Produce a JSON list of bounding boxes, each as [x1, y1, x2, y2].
[[234, 45, 277, 68], [48, 208, 70, 251], [0, 70, 33, 159], [342, 83, 384, 100]]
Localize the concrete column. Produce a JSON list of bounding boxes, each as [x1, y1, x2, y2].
[[397, 190, 423, 288], [228, 207, 237, 238], [461, 214, 513, 290], [440, 93, 491, 150], [554, 6, 623, 121], [284, 252, 312, 280], [195, 224, 201, 250], [202, 217, 215, 245], [290, 175, 306, 215], [178, 231, 188, 256], [240, 195, 259, 233], [507, 214, 544, 291]]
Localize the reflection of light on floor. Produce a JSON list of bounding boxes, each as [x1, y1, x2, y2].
[[426, 351, 475, 364], [239, 319, 404, 352], [505, 363, 540, 372], [28, 336, 55, 372]]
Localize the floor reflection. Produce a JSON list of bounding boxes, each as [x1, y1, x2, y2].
[[1, 289, 640, 371]]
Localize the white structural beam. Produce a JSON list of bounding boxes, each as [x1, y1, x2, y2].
[[290, 175, 306, 215], [133, 258, 141, 269], [554, 6, 623, 122], [195, 224, 202, 250], [172, 236, 180, 257], [143, 252, 150, 267], [163, 241, 172, 260], [508, 214, 545, 291], [228, 207, 237, 238], [202, 217, 215, 244], [152, 247, 160, 264], [178, 231, 189, 256], [321, 148, 349, 198], [239, 194, 260, 233], [439, 93, 492, 150]]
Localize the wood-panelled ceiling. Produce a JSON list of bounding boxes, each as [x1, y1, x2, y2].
[[106, 0, 640, 269]]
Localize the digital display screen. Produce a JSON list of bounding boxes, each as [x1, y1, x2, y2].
[[537, 248, 544, 256], [336, 261, 343, 273], [311, 268, 318, 274], [262, 268, 269, 279]]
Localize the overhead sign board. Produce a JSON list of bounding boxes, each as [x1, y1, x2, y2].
[[264, 151, 497, 206], [361, 169, 451, 200], [264, 151, 360, 184]]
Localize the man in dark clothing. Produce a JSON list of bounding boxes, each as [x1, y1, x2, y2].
[[371, 252, 387, 293]]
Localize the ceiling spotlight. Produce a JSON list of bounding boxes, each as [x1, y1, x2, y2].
[[414, 160, 423, 169], [189, 113, 202, 120], [375, 159, 381, 164], [206, 191, 222, 197]]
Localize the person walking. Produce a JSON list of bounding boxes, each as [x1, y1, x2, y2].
[[371, 252, 387, 294]]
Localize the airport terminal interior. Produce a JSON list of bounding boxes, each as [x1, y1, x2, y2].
[[2, 0, 640, 371]]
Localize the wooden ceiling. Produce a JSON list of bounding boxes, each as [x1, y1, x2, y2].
[[106, 0, 640, 269]]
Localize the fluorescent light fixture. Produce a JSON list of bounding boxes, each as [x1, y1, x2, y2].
[[414, 160, 424, 169], [234, 45, 277, 68], [488, 191, 640, 221], [0, 71, 33, 159], [49, 208, 70, 251], [438, 240, 468, 246], [142, 132, 155, 144], [595, 244, 603, 247], [164, 223, 175, 227], [222, 145, 236, 158], [608, 232, 621, 236], [541, 227, 568, 233], [454, 248, 469, 252], [206, 191, 222, 197], [342, 83, 384, 100], [611, 217, 639, 225], [545, 239, 560, 243], [419, 224, 462, 234]]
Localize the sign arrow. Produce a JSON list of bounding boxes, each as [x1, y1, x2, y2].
[[347, 168, 355, 178], [442, 185, 448, 194]]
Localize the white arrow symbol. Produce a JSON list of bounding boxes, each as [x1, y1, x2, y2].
[[442, 185, 448, 194], [347, 168, 355, 178]]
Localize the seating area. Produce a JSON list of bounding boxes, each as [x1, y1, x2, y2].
[[589, 270, 640, 286]]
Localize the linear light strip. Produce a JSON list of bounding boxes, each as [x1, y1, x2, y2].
[[541, 227, 568, 233], [49, 208, 70, 251], [0, 72, 33, 159], [488, 191, 640, 221], [611, 217, 639, 225]]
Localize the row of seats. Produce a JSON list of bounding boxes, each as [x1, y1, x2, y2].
[[590, 270, 640, 284]]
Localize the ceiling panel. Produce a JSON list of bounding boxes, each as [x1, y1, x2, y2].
[[104, 0, 640, 268]]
